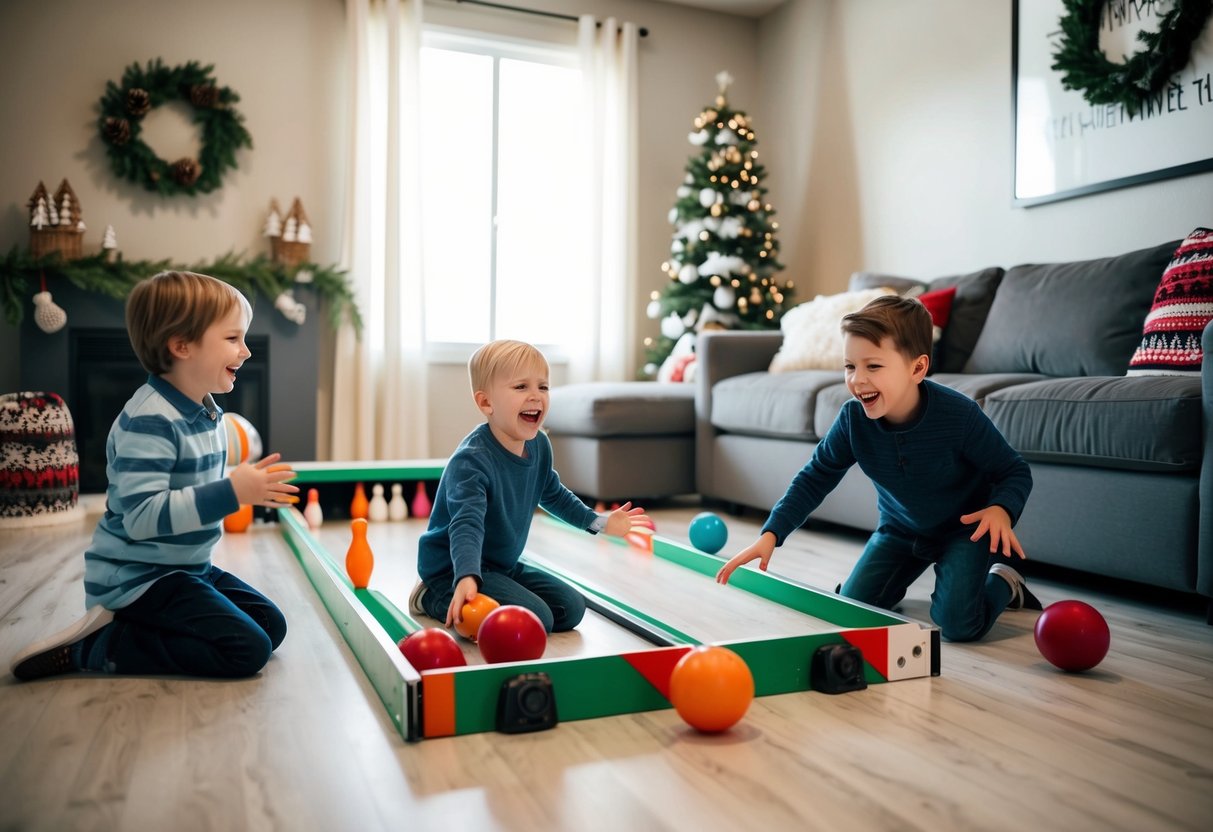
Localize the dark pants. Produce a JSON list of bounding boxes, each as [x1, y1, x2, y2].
[[421, 561, 586, 633], [840, 526, 1013, 643], [86, 566, 286, 677]]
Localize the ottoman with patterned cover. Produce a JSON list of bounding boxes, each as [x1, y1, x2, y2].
[[0, 391, 84, 527]]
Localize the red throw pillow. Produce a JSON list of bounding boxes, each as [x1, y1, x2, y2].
[[1127, 228, 1213, 376], [918, 285, 957, 333]]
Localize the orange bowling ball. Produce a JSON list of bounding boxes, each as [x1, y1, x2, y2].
[[454, 593, 500, 641], [668, 645, 754, 733]]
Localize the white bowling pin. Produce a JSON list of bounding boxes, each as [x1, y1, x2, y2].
[[304, 488, 324, 531], [369, 483, 389, 522], [388, 483, 408, 521]]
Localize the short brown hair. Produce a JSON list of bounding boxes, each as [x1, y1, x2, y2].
[[468, 339, 548, 395], [126, 271, 252, 375], [840, 295, 933, 361]]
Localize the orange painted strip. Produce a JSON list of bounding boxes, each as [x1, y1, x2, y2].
[[423, 673, 457, 737]]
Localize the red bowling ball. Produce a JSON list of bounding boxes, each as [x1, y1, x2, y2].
[[398, 627, 467, 671], [476, 605, 547, 664], [1033, 600, 1110, 672]]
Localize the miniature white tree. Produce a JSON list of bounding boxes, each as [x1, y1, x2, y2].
[[59, 193, 73, 226], [297, 221, 313, 244], [47, 199, 59, 226], [31, 197, 49, 230], [263, 207, 282, 237], [102, 224, 118, 250], [282, 216, 298, 242]]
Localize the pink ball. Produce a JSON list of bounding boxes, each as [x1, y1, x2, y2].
[[1033, 600, 1110, 672]]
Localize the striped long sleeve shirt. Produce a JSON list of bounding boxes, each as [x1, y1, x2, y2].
[[84, 375, 240, 609], [762, 379, 1032, 545]]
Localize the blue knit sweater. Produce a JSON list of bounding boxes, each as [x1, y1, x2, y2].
[[417, 423, 599, 588], [762, 379, 1032, 544]]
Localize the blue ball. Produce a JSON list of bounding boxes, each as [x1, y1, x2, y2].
[[689, 511, 728, 555]]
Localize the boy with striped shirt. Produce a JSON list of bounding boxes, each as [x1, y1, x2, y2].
[[11, 271, 299, 680]]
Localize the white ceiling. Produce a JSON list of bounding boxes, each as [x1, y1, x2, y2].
[[656, 0, 788, 19]]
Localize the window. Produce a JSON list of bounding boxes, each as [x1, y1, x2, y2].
[[419, 32, 588, 355]]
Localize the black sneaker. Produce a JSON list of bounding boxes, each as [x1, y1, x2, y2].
[[990, 563, 1043, 611], [10, 605, 114, 681]]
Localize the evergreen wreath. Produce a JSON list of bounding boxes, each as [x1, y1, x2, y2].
[[98, 59, 253, 196], [1051, 0, 1213, 116]]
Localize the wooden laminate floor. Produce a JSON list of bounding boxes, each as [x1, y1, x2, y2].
[[2, 500, 1211, 832]]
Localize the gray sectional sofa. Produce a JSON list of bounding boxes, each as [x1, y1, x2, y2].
[[694, 239, 1212, 616]]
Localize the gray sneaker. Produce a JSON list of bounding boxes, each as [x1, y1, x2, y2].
[[407, 580, 427, 617], [990, 563, 1043, 611]]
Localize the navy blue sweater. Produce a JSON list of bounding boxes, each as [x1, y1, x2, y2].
[[762, 380, 1032, 544], [417, 423, 598, 588]]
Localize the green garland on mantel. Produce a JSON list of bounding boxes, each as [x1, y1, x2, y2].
[[0, 249, 362, 335], [1051, 0, 1213, 116]]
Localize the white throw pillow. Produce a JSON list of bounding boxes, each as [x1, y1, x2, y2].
[[768, 287, 896, 373]]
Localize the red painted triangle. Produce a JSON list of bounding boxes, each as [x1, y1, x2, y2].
[[621, 646, 693, 700], [841, 628, 889, 680]]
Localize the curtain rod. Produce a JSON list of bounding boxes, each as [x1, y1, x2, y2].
[[453, 0, 650, 37]]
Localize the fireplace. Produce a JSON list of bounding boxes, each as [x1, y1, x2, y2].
[[20, 279, 318, 493]]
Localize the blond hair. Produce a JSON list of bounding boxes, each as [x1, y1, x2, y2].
[[126, 271, 252, 375], [840, 295, 933, 362], [468, 339, 549, 395]]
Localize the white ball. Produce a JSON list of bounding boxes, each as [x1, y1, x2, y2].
[[714, 285, 737, 309], [678, 264, 699, 284], [647, 299, 662, 319], [661, 313, 685, 340], [699, 188, 718, 208]]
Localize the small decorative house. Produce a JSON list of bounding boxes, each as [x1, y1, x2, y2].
[[28, 179, 85, 260], [267, 197, 312, 267]]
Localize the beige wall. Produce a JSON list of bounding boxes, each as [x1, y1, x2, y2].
[[7, 0, 1207, 457], [758, 0, 1213, 295]]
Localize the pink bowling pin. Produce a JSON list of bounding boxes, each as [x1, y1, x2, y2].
[[411, 482, 432, 519]]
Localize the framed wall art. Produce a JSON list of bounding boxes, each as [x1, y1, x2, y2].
[[1012, 0, 1213, 206]]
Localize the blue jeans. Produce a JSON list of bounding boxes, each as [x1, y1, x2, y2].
[[85, 566, 287, 677], [421, 562, 586, 633], [840, 526, 1013, 642]]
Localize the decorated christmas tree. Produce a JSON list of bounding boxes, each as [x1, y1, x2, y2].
[[642, 71, 792, 380]]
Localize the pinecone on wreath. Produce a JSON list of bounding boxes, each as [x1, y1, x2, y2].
[[103, 116, 131, 146], [171, 158, 201, 187], [190, 83, 220, 108], [125, 87, 151, 118]]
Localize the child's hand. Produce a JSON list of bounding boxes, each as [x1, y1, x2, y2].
[[229, 453, 299, 508], [960, 505, 1025, 559], [715, 532, 777, 585], [445, 575, 480, 629], [603, 501, 651, 537]]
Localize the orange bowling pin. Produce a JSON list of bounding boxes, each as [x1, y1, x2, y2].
[[346, 518, 374, 588], [350, 482, 369, 520]]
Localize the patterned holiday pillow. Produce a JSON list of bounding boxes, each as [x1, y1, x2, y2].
[[1127, 228, 1213, 376]]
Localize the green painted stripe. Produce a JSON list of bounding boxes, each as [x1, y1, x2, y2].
[[356, 588, 422, 643], [650, 536, 901, 628], [446, 653, 677, 734], [290, 461, 446, 484], [521, 553, 699, 645], [725, 633, 882, 696]]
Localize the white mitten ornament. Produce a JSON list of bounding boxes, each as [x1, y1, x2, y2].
[[33, 291, 67, 334]]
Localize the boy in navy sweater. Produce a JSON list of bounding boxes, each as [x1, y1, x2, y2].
[[411, 340, 650, 633], [716, 295, 1040, 641]]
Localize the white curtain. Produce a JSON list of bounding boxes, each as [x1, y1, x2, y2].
[[325, 0, 428, 460], [571, 15, 640, 383]]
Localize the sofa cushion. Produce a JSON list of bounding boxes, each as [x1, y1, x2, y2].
[[769, 288, 894, 373], [546, 382, 694, 437], [964, 240, 1179, 377], [1127, 227, 1213, 376], [983, 376, 1202, 472], [712, 370, 841, 441], [851, 267, 1004, 373]]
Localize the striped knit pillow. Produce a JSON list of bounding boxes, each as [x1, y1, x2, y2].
[[1127, 228, 1213, 376]]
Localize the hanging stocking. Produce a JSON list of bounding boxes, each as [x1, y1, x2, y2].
[[33, 273, 67, 334]]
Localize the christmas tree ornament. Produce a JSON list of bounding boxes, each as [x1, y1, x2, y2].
[[102, 225, 118, 262], [32, 274, 67, 334]]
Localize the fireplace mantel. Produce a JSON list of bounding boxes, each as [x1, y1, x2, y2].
[[19, 279, 318, 492]]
